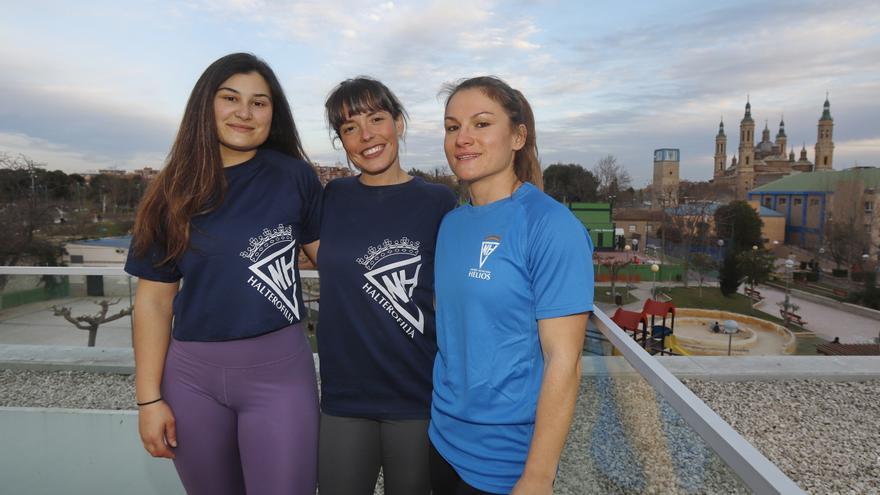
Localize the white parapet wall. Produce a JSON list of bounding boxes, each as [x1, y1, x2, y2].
[[0, 407, 183, 495]]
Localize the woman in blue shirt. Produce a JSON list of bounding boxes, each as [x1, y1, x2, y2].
[[317, 77, 456, 494], [430, 76, 594, 494]]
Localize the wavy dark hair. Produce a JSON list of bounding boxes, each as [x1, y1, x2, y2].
[[442, 76, 542, 189], [132, 53, 309, 264], [325, 76, 409, 145]]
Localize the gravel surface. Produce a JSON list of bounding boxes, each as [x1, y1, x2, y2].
[[2, 370, 879, 494]]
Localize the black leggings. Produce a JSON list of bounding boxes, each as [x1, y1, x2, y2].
[[429, 442, 502, 495], [318, 414, 430, 495]]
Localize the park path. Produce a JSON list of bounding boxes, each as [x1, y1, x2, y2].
[[750, 285, 879, 344]]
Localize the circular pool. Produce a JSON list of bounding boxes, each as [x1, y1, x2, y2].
[[671, 308, 796, 356]]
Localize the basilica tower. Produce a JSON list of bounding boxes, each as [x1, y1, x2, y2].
[[775, 117, 787, 156], [814, 96, 834, 170], [714, 119, 726, 179], [737, 99, 756, 197]]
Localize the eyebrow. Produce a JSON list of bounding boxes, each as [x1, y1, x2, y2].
[[444, 111, 495, 121], [217, 86, 272, 100]]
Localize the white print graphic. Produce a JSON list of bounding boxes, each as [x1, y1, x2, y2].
[[470, 235, 500, 281], [240, 225, 299, 323], [479, 241, 500, 268], [356, 238, 424, 338]]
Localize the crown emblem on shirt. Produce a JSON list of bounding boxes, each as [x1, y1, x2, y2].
[[240, 224, 294, 262], [356, 237, 420, 270]]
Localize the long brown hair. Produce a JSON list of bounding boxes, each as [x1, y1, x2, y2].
[[443, 76, 542, 189], [132, 53, 309, 265]]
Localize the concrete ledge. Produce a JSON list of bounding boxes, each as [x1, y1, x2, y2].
[[0, 407, 182, 495], [654, 355, 880, 381], [581, 355, 880, 380], [4, 345, 880, 382]]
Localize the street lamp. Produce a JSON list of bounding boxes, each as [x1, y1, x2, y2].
[[782, 258, 795, 327], [651, 263, 660, 299], [717, 239, 724, 264]]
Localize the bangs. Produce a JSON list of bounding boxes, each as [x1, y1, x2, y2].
[[325, 78, 404, 133]]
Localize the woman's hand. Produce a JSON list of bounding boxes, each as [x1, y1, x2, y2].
[[511, 475, 553, 495], [138, 400, 177, 459]]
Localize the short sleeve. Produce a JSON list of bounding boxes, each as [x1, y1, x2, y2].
[[124, 237, 182, 283], [528, 208, 594, 320], [298, 164, 323, 244]]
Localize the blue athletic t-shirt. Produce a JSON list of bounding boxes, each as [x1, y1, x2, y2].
[[124, 149, 322, 341], [429, 182, 594, 494], [318, 176, 457, 419]]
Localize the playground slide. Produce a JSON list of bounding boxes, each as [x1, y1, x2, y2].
[[665, 335, 691, 356]]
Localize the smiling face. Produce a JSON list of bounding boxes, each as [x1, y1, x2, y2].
[[444, 88, 525, 201], [214, 71, 273, 166], [338, 107, 405, 183]]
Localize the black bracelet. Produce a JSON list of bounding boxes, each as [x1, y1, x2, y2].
[[136, 397, 163, 407]]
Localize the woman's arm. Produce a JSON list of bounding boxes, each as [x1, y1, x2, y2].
[[512, 313, 588, 495], [302, 240, 320, 267], [133, 279, 180, 459]]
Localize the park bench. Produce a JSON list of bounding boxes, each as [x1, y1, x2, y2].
[[779, 309, 807, 327], [744, 287, 764, 302]]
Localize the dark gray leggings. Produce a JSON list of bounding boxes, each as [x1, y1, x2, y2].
[[318, 414, 430, 495]]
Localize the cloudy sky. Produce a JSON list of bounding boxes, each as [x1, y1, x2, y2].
[[2, 0, 878, 185]]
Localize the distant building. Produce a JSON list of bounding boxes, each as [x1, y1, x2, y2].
[[132, 167, 159, 180], [569, 202, 616, 251], [315, 164, 353, 185], [714, 97, 835, 199], [63, 236, 130, 266], [652, 148, 680, 209], [612, 208, 665, 254], [748, 167, 880, 253]]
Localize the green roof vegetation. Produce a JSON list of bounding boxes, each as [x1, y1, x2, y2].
[[751, 167, 880, 193]]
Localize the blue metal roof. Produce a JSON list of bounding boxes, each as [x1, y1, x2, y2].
[[68, 235, 132, 248]]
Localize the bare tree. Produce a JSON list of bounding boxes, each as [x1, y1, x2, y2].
[[595, 254, 631, 305], [690, 253, 716, 298], [593, 155, 632, 199], [52, 299, 132, 347], [667, 202, 714, 287], [0, 153, 58, 290], [827, 179, 870, 279]]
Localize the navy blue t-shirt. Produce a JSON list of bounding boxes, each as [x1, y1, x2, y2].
[[124, 149, 322, 341], [317, 176, 457, 419]]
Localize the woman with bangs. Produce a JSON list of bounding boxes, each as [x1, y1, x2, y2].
[[316, 77, 457, 494], [430, 76, 594, 494], [126, 53, 321, 494]]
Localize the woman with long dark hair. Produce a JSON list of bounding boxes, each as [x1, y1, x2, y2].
[[126, 53, 321, 494], [430, 76, 594, 494], [316, 77, 456, 494]]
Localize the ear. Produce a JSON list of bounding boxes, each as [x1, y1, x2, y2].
[[395, 114, 405, 138], [511, 123, 527, 151]]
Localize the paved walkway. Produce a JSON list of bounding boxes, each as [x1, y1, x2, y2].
[[749, 285, 879, 344], [0, 297, 133, 347]]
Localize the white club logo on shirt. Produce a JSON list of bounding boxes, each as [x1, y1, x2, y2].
[[469, 235, 500, 281], [240, 224, 300, 323], [356, 238, 424, 338]]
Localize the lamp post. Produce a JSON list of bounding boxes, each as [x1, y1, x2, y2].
[[651, 263, 660, 299], [716, 239, 724, 264], [750, 245, 758, 293], [782, 258, 794, 327]]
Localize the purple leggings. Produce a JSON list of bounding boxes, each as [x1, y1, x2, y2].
[[162, 324, 319, 495]]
